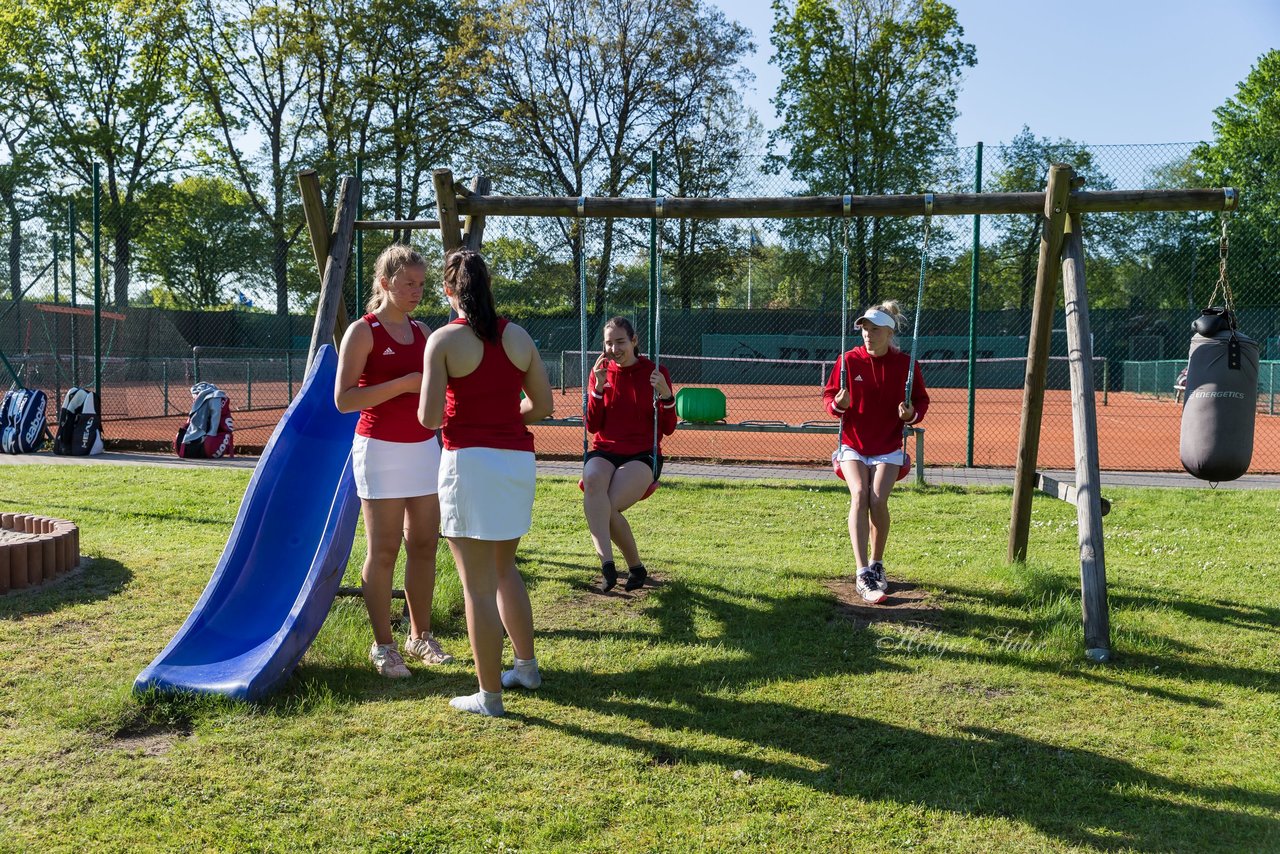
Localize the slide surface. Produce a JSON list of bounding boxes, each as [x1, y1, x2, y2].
[[135, 344, 361, 701]]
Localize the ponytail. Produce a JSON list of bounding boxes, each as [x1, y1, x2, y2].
[[443, 250, 499, 342]]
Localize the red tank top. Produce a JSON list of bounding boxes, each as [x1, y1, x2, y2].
[[355, 313, 434, 443], [442, 317, 535, 452]]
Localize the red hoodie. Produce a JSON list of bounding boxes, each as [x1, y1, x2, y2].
[[586, 355, 677, 455], [822, 346, 929, 456]]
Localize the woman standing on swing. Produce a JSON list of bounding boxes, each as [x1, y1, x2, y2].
[[583, 317, 677, 592], [823, 301, 929, 604]]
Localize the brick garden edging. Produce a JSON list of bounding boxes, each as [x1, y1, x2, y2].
[[0, 513, 80, 595]]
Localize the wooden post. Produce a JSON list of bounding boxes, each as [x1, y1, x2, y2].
[[432, 169, 464, 253], [1009, 164, 1073, 563], [298, 170, 350, 342], [462, 176, 491, 251], [453, 187, 1238, 220], [1061, 213, 1111, 661], [306, 176, 359, 373]]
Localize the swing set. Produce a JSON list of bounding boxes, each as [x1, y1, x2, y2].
[[298, 164, 1238, 663]]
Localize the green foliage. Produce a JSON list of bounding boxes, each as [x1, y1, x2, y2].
[[1191, 49, 1280, 307], [134, 176, 271, 308], [770, 0, 975, 307]]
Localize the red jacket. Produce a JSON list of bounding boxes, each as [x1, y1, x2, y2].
[[822, 346, 929, 456], [586, 356, 677, 455]]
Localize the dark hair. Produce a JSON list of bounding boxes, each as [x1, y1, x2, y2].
[[603, 316, 642, 356], [443, 250, 499, 342]]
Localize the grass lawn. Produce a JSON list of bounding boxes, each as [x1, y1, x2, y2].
[[1, 463, 1278, 852]]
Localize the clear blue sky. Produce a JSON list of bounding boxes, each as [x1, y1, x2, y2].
[[715, 0, 1280, 146]]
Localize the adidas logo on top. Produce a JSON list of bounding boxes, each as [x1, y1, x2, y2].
[[853, 374, 864, 382], [382, 347, 396, 356]]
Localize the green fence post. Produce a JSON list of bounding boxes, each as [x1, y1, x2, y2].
[[163, 359, 169, 416], [286, 350, 293, 402], [966, 142, 983, 467], [92, 164, 102, 395], [648, 151, 657, 350], [52, 231, 61, 402], [246, 361, 252, 410], [193, 346, 201, 384], [1102, 358, 1109, 406], [355, 156, 364, 316], [69, 199, 79, 387], [1271, 362, 1275, 416]]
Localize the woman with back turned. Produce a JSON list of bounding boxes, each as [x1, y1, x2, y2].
[[419, 249, 553, 717]]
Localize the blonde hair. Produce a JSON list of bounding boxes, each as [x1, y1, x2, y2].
[[868, 300, 907, 340], [366, 244, 425, 313]]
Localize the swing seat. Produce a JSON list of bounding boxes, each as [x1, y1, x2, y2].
[[831, 451, 911, 483], [578, 478, 660, 500]]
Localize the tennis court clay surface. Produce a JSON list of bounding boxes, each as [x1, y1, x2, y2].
[[86, 381, 1280, 473]]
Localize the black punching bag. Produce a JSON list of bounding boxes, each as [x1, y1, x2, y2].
[[1180, 308, 1258, 481]]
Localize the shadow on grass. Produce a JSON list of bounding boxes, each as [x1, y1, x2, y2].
[[526, 578, 1280, 851], [0, 557, 132, 619]]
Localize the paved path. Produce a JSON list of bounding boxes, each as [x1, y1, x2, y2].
[[3, 450, 1278, 489]]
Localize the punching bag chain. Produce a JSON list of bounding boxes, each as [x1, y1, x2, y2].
[[1207, 212, 1236, 317]]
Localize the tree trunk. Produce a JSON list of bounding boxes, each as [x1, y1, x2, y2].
[[1018, 216, 1042, 311], [6, 199, 19, 301], [273, 229, 289, 317], [113, 225, 131, 308]]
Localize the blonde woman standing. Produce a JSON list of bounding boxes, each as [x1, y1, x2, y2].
[[822, 300, 929, 605], [336, 244, 452, 678]]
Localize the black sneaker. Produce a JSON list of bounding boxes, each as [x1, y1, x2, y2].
[[855, 569, 886, 604], [624, 564, 647, 592], [869, 561, 889, 592]]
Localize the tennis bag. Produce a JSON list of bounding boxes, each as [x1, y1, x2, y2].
[[1, 386, 51, 454], [53, 387, 105, 456], [174, 382, 235, 459], [1179, 307, 1258, 481]]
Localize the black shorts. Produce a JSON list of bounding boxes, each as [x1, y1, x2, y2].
[[585, 449, 663, 479]]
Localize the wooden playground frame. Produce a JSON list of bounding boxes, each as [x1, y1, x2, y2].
[[297, 165, 1238, 663]]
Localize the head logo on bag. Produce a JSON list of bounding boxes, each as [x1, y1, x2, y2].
[[174, 382, 235, 459], [1, 387, 52, 454], [54, 387, 105, 456]]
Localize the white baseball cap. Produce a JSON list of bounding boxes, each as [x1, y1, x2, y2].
[[855, 309, 897, 330]]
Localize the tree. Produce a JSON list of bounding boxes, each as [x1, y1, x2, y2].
[[476, 0, 752, 321], [770, 0, 974, 307], [986, 126, 1120, 310], [181, 0, 315, 316], [0, 7, 51, 301], [299, 0, 485, 242], [11, 0, 189, 308], [1192, 49, 1280, 307], [134, 176, 270, 308]]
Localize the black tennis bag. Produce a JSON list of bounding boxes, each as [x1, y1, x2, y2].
[[1, 386, 51, 454], [1179, 307, 1258, 481], [53, 387, 105, 456]]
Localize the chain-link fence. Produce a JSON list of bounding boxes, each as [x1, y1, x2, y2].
[[2, 143, 1276, 471]]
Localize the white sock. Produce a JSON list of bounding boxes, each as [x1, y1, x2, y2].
[[501, 657, 541, 690], [449, 690, 504, 717]]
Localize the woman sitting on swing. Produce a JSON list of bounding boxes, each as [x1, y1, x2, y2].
[[583, 317, 677, 592], [823, 300, 929, 605]]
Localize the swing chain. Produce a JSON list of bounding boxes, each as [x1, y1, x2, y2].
[[1203, 210, 1238, 333]]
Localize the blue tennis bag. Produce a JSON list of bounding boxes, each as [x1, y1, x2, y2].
[[1, 387, 52, 454]]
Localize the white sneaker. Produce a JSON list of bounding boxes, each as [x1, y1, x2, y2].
[[869, 561, 890, 592], [404, 633, 454, 665], [855, 570, 887, 605], [370, 643, 411, 678]]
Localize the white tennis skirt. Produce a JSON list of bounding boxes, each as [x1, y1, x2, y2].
[[352, 434, 442, 500], [438, 447, 536, 541], [835, 444, 906, 468]]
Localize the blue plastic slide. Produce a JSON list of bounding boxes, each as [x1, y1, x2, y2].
[[135, 344, 361, 701]]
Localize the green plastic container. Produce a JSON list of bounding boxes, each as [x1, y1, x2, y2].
[[676, 387, 727, 423]]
